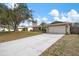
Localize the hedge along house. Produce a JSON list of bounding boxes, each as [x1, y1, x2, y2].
[[46, 21, 71, 34]]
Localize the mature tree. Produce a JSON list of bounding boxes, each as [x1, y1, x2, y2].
[[0, 3, 9, 31], [0, 3, 33, 32], [10, 3, 33, 31], [5, 3, 33, 32]]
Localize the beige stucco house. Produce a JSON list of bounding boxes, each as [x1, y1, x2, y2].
[[46, 21, 71, 34]]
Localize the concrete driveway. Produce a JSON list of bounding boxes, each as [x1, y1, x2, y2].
[[0, 34, 64, 56]]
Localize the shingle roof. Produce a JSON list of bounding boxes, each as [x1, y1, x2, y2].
[[51, 21, 64, 24]]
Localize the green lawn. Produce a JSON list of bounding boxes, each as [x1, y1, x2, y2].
[[0, 31, 42, 43], [41, 34, 79, 56]]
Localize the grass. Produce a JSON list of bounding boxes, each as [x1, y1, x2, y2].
[[40, 34, 79, 56], [0, 31, 42, 43]]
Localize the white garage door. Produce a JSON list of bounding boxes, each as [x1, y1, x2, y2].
[[48, 26, 66, 34]]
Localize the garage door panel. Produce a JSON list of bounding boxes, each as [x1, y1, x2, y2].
[[48, 26, 66, 34]]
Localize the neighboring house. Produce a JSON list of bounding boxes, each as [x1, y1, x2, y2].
[[70, 23, 79, 34], [18, 26, 33, 31], [0, 27, 4, 32], [0, 21, 38, 32], [46, 21, 79, 34], [0, 25, 13, 32], [18, 21, 38, 31]]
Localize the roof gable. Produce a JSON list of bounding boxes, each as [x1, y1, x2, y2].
[[51, 21, 65, 24]]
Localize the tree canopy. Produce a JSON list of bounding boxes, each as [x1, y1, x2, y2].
[[0, 3, 33, 32]]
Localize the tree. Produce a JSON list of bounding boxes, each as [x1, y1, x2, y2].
[[0, 3, 33, 32], [0, 3, 9, 31], [5, 3, 33, 32], [40, 22, 47, 33], [11, 3, 33, 31]]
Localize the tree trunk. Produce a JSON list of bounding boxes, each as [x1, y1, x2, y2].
[[8, 25, 10, 32], [14, 24, 18, 32]]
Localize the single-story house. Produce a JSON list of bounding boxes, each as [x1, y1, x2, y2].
[[18, 20, 38, 31], [46, 21, 79, 34], [18, 26, 33, 31], [0, 25, 14, 32]]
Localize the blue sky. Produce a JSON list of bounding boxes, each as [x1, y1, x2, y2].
[[6, 3, 79, 26], [27, 3, 79, 17], [27, 3, 79, 24]]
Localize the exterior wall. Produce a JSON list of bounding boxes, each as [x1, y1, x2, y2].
[[70, 27, 79, 34], [70, 23, 79, 34], [0, 27, 14, 32], [28, 27, 33, 31], [46, 27, 49, 33], [48, 26, 66, 34], [47, 23, 70, 34], [18, 28, 23, 31]]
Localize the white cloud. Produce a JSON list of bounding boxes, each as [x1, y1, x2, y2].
[[42, 17, 52, 24], [53, 16, 60, 21], [34, 18, 41, 25], [42, 17, 48, 21], [42, 17, 49, 22], [50, 9, 79, 23], [67, 9, 79, 23], [34, 17, 49, 25], [68, 9, 78, 17], [49, 9, 59, 17]]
